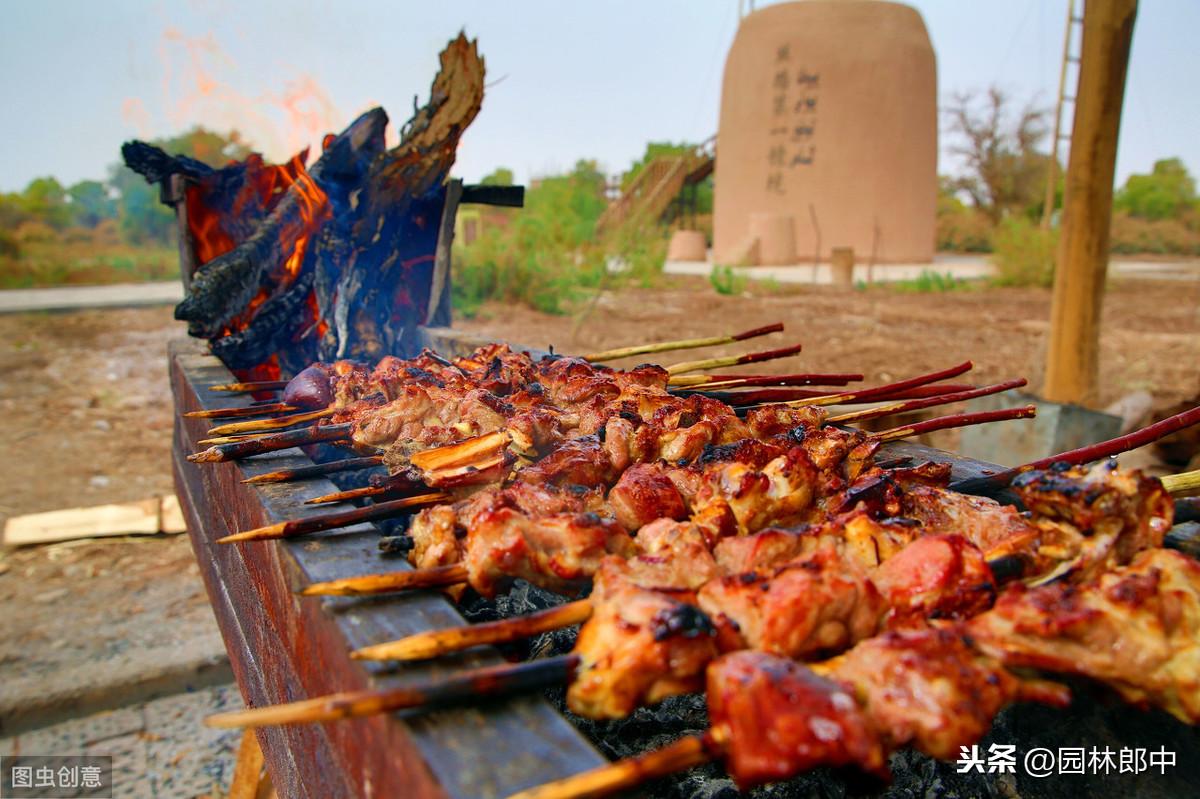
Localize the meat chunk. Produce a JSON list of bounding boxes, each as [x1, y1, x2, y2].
[[568, 558, 719, 719], [630, 518, 719, 590], [607, 462, 689, 531], [706, 651, 887, 789], [823, 627, 1070, 759], [463, 509, 634, 597], [967, 548, 1200, 723], [699, 546, 884, 658], [871, 535, 995, 625], [1011, 461, 1173, 579]]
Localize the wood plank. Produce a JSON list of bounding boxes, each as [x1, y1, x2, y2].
[[2, 497, 185, 546], [170, 338, 605, 799]]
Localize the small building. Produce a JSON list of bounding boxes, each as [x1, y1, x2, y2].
[[712, 0, 937, 266]]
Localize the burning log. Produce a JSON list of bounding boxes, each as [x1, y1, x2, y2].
[[123, 34, 487, 377]]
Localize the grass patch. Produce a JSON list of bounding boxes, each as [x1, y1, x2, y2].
[[709, 264, 746, 296], [886, 270, 970, 293], [0, 240, 178, 289]]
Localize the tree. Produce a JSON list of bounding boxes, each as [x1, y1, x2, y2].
[[67, 180, 116, 228], [107, 126, 253, 245], [480, 167, 514, 186], [944, 87, 1053, 224], [19, 177, 71, 229], [1114, 158, 1197, 220]]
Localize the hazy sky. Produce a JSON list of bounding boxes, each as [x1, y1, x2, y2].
[[1, 0, 1196, 193]]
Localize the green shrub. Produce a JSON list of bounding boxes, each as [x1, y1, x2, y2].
[[936, 195, 993, 252], [451, 160, 670, 317], [991, 217, 1057, 287], [709, 264, 745, 296], [1109, 210, 1200, 256], [0, 229, 20, 258]]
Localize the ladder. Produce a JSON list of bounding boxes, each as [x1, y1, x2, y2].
[[1042, 0, 1084, 229]]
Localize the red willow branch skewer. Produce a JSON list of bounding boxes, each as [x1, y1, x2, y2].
[[664, 343, 804, 376], [713, 383, 978, 407], [826, 379, 1029, 425], [241, 456, 384, 485], [951, 404, 1200, 495], [870, 405, 1037, 444], [786, 361, 974, 408], [582, 322, 784, 362], [669, 372, 864, 389], [216, 493, 451, 544]]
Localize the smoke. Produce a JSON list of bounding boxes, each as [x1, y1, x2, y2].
[[122, 26, 343, 161]]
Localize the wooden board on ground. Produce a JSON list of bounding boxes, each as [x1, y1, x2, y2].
[[2, 495, 186, 546]]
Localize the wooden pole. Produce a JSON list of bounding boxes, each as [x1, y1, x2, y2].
[[1042, 0, 1138, 405]]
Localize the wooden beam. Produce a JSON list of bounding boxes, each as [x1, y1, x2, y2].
[[1043, 0, 1138, 405]]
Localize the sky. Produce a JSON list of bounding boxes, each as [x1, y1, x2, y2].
[[1, 0, 1197, 193]]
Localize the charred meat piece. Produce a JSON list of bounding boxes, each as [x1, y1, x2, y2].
[[463, 509, 634, 597], [967, 548, 1200, 723], [1011, 460, 1173, 579], [699, 545, 885, 658], [821, 626, 1071, 760], [706, 650, 888, 789], [568, 557, 719, 719]]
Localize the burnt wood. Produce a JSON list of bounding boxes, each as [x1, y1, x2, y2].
[[171, 336, 604, 799]]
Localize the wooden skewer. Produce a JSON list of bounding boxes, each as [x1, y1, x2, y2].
[[305, 485, 392, 505], [242, 456, 384, 485], [869, 405, 1037, 444], [198, 433, 272, 446], [1163, 469, 1200, 495], [209, 380, 289, 392], [203, 654, 581, 729], [826, 379, 1028, 424], [582, 323, 783, 362], [208, 407, 336, 436], [352, 600, 594, 661], [300, 563, 468, 596], [506, 732, 723, 799], [216, 492, 450, 543], [665, 343, 803, 376], [951, 404, 1200, 495], [184, 403, 297, 419], [669, 372, 863, 389], [188, 423, 353, 463]]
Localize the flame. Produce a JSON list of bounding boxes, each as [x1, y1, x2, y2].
[[129, 27, 342, 165]]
